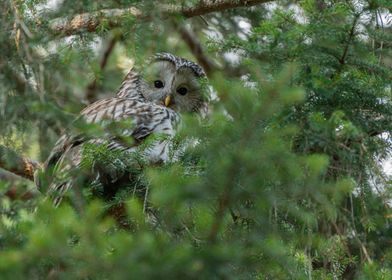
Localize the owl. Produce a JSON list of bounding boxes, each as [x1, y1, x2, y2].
[[36, 53, 208, 207]]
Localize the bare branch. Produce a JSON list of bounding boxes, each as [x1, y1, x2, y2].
[[48, 0, 273, 37], [180, 0, 272, 18], [49, 7, 142, 37], [0, 145, 41, 181], [207, 159, 238, 243], [175, 23, 219, 77], [85, 35, 119, 103], [339, 14, 360, 65]]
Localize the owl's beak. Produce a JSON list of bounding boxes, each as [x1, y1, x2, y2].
[[164, 95, 172, 107]]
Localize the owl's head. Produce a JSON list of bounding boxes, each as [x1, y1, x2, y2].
[[119, 53, 208, 113]]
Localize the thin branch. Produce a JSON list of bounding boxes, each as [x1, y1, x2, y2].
[[207, 160, 237, 243], [330, 221, 353, 258], [180, 0, 271, 18], [0, 145, 41, 181], [175, 22, 218, 77], [48, 0, 273, 37], [49, 7, 142, 37], [339, 14, 360, 65], [85, 35, 119, 103], [1, 63, 28, 94]]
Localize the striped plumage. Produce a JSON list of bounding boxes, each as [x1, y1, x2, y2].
[[36, 53, 207, 206]]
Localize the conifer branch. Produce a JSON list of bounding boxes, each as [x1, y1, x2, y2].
[[48, 0, 272, 37], [180, 0, 271, 18], [0, 145, 41, 182], [49, 7, 142, 37]]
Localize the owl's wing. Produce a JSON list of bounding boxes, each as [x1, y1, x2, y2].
[[115, 69, 144, 100], [80, 97, 179, 141], [38, 97, 179, 206]]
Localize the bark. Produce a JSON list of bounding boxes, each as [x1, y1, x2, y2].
[[181, 0, 271, 18], [48, 0, 273, 37], [175, 23, 219, 77], [85, 35, 119, 103], [0, 145, 41, 182]]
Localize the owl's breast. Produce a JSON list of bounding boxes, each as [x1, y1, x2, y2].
[[80, 98, 181, 163]]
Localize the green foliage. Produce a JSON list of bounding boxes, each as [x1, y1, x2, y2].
[[1, 0, 392, 279]]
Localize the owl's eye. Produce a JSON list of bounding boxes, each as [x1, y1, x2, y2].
[[154, 80, 164, 88], [177, 87, 188, 96]]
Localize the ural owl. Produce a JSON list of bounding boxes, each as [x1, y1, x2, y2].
[[36, 53, 208, 206]]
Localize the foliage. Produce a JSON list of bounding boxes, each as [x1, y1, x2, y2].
[[1, 0, 392, 279]]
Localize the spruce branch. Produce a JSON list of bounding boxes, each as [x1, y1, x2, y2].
[[0, 145, 41, 181], [48, 0, 273, 37]]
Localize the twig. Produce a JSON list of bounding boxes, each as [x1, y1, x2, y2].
[[339, 14, 360, 66], [208, 191, 230, 243], [330, 221, 353, 258], [207, 160, 237, 243], [174, 22, 218, 77], [85, 35, 119, 103]]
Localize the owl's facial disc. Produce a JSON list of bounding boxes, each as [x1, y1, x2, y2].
[[141, 58, 206, 112], [141, 60, 174, 101]]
